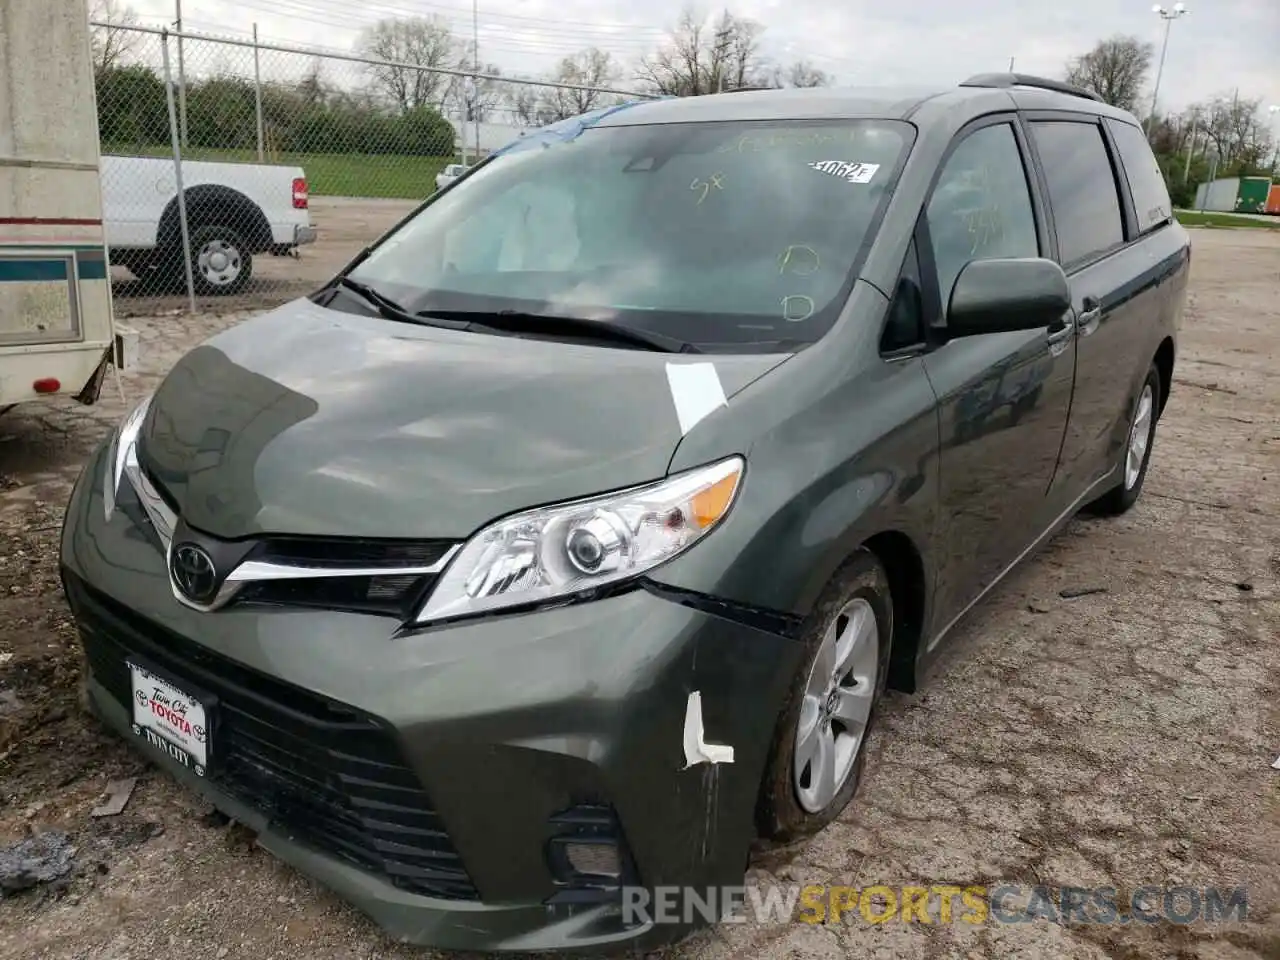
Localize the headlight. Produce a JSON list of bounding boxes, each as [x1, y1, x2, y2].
[[416, 456, 744, 624], [102, 392, 153, 521]]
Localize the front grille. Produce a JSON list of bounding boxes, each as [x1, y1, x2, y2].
[[139, 467, 456, 618], [65, 573, 479, 901], [235, 572, 436, 619], [234, 538, 456, 617], [257, 537, 453, 569]]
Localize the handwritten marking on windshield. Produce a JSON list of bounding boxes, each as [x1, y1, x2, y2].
[[690, 172, 726, 204], [779, 244, 821, 276], [716, 130, 852, 153], [781, 295, 816, 322]]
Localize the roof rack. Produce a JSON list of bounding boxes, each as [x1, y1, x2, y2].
[[959, 72, 1103, 103]]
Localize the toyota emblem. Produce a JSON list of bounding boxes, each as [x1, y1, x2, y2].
[[171, 543, 218, 604]]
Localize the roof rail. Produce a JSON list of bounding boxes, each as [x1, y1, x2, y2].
[[959, 72, 1103, 103]]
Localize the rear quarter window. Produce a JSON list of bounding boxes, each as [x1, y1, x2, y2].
[[1029, 120, 1125, 268], [1106, 119, 1173, 234]]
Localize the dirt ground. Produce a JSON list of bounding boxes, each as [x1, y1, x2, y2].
[[1, 227, 1277, 960]]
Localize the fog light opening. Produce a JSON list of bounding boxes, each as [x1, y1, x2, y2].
[[544, 803, 638, 909], [564, 841, 622, 879]]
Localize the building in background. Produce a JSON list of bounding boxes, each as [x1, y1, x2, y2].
[[450, 120, 528, 158]]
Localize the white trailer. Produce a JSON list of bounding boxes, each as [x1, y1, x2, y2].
[[0, 1, 135, 411], [1194, 177, 1241, 213]]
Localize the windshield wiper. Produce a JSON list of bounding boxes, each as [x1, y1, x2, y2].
[[418, 309, 699, 353], [331, 277, 468, 330]]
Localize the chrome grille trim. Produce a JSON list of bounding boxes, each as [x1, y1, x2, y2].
[[121, 440, 457, 613]]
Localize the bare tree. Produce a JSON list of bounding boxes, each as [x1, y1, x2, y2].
[[357, 17, 457, 113], [1064, 35, 1153, 113], [444, 42, 506, 123], [1193, 93, 1273, 170], [507, 82, 549, 127], [717, 12, 764, 91], [89, 0, 140, 74], [541, 48, 619, 121], [781, 61, 831, 89], [636, 8, 770, 96], [297, 60, 327, 108]]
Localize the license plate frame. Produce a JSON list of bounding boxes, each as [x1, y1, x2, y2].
[[128, 659, 215, 777]]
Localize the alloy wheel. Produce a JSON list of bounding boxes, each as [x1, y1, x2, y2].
[[1125, 383, 1154, 490], [793, 597, 879, 814]]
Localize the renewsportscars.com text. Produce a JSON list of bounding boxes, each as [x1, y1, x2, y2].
[[620, 883, 1249, 926]]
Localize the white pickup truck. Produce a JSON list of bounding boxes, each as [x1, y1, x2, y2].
[[100, 155, 317, 296]]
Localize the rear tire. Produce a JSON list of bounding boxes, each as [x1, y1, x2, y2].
[[188, 224, 253, 296], [756, 549, 893, 843], [1089, 362, 1161, 516]]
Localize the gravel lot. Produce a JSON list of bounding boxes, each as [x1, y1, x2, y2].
[[1, 227, 1278, 960]]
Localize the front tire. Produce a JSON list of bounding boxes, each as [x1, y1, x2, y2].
[[1089, 362, 1161, 516], [756, 549, 893, 843]]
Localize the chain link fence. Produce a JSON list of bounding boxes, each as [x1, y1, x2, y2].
[[91, 23, 654, 313]]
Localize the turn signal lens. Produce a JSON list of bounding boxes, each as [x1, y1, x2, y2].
[[689, 472, 739, 529]]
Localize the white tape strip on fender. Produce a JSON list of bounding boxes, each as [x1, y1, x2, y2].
[[682, 691, 735, 768], [666, 362, 727, 436]]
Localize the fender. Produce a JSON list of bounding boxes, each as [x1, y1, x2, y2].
[[650, 282, 941, 681], [156, 185, 273, 253]]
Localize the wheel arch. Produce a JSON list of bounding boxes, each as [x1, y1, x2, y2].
[[861, 530, 928, 693], [157, 185, 273, 254], [1153, 336, 1175, 419]]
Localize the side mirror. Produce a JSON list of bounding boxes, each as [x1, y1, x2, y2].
[[946, 258, 1071, 338]]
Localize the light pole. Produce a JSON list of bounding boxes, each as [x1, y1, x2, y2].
[[1147, 3, 1188, 136]]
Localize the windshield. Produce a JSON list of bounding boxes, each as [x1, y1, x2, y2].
[[348, 118, 914, 351]]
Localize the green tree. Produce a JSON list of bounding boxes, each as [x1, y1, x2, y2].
[[186, 77, 259, 151], [95, 64, 169, 150]]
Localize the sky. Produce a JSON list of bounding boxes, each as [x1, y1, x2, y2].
[[121, 0, 1278, 116]]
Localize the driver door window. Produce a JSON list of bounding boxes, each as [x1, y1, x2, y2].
[[925, 123, 1039, 312]]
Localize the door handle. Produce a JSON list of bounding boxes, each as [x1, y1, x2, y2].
[[1077, 296, 1102, 336], [1046, 313, 1075, 356]]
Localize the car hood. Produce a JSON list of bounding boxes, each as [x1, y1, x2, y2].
[[137, 297, 786, 540]]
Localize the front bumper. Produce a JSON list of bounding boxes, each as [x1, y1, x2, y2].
[[60, 442, 801, 953]]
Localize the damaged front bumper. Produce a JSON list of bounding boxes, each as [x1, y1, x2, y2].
[[60, 443, 802, 953]]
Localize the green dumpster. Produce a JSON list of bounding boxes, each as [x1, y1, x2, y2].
[[1236, 177, 1272, 213]]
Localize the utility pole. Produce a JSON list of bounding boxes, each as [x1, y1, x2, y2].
[[175, 0, 188, 149], [472, 0, 480, 159], [459, 90, 468, 168], [1269, 105, 1279, 173], [1182, 110, 1197, 184], [253, 24, 264, 162]]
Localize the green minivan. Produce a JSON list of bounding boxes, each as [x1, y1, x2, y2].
[[62, 75, 1188, 952]]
